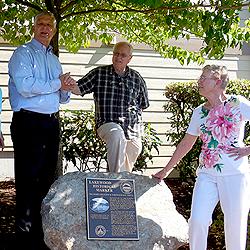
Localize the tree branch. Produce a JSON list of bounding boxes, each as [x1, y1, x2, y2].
[[45, 0, 54, 12], [61, 2, 250, 20], [60, 0, 77, 14], [54, 0, 63, 15], [14, 0, 42, 11]]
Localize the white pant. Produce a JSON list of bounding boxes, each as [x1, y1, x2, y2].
[[97, 122, 142, 173], [188, 173, 250, 250]]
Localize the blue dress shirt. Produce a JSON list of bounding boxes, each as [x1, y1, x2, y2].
[[8, 38, 70, 114]]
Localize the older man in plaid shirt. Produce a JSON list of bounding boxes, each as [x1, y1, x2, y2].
[[73, 41, 149, 172]]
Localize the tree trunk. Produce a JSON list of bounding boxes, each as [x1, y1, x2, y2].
[[51, 29, 59, 57], [51, 19, 63, 177]]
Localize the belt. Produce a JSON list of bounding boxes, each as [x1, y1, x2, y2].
[[18, 108, 58, 119]]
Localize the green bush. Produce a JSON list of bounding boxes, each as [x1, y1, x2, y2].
[[60, 109, 162, 172], [134, 122, 162, 172], [164, 79, 250, 180]]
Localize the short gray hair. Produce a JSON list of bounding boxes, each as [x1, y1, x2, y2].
[[113, 42, 133, 56], [202, 64, 229, 89], [34, 11, 56, 28]]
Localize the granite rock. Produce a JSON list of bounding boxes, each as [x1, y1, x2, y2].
[[41, 171, 188, 250]]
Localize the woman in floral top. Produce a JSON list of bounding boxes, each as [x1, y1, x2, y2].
[[153, 65, 250, 250]]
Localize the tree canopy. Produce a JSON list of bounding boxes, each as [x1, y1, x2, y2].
[[1, 0, 250, 64]]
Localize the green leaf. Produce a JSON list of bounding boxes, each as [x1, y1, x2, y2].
[[1, 0, 249, 64], [126, 0, 163, 8]]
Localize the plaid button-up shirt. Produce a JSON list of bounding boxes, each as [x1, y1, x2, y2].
[[77, 65, 149, 139]]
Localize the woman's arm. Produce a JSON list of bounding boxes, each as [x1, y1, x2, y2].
[[152, 133, 198, 180]]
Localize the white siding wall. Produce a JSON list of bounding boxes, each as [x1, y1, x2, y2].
[[1, 44, 250, 178]]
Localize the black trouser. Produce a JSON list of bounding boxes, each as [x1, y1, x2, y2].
[[10, 110, 60, 250]]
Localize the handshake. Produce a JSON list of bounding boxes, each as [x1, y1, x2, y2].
[[59, 72, 77, 92]]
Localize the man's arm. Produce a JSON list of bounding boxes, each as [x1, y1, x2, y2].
[[138, 74, 149, 110], [8, 48, 61, 97], [60, 72, 76, 91], [58, 72, 77, 103], [71, 69, 98, 96], [71, 84, 81, 95]]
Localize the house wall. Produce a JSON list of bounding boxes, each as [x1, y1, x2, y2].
[[1, 43, 250, 178]]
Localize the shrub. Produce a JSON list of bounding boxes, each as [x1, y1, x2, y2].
[[164, 79, 250, 180], [134, 122, 162, 172], [60, 109, 162, 173]]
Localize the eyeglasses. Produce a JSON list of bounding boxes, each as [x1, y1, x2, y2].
[[113, 52, 131, 58], [199, 75, 209, 81], [198, 75, 218, 82]]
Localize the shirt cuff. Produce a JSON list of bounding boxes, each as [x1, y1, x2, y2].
[[60, 90, 71, 104]]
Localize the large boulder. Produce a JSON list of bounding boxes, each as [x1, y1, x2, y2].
[[41, 171, 188, 250]]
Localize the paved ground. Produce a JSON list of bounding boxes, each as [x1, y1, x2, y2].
[[0, 160, 14, 181]]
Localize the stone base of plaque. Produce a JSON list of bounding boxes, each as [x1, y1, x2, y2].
[[41, 171, 188, 250]]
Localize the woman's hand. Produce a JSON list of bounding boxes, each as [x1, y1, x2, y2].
[[227, 146, 250, 160], [152, 168, 169, 181]]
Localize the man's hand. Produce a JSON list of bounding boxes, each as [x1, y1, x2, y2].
[[60, 72, 77, 91], [71, 84, 81, 95]]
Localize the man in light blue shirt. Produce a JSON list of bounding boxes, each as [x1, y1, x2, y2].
[[8, 11, 75, 250], [8, 38, 71, 113]]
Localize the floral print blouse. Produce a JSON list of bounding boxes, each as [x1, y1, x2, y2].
[[187, 95, 250, 176]]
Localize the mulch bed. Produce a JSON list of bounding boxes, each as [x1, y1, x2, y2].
[[0, 181, 16, 250], [0, 178, 249, 250]]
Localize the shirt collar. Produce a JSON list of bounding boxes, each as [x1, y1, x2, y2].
[[110, 65, 132, 77], [31, 38, 53, 53]]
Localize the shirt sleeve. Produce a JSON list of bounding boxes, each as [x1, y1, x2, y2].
[[186, 107, 201, 136], [8, 47, 61, 98], [77, 69, 97, 96], [59, 90, 71, 104], [138, 74, 149, 110], [239, 95, 250, 121]]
